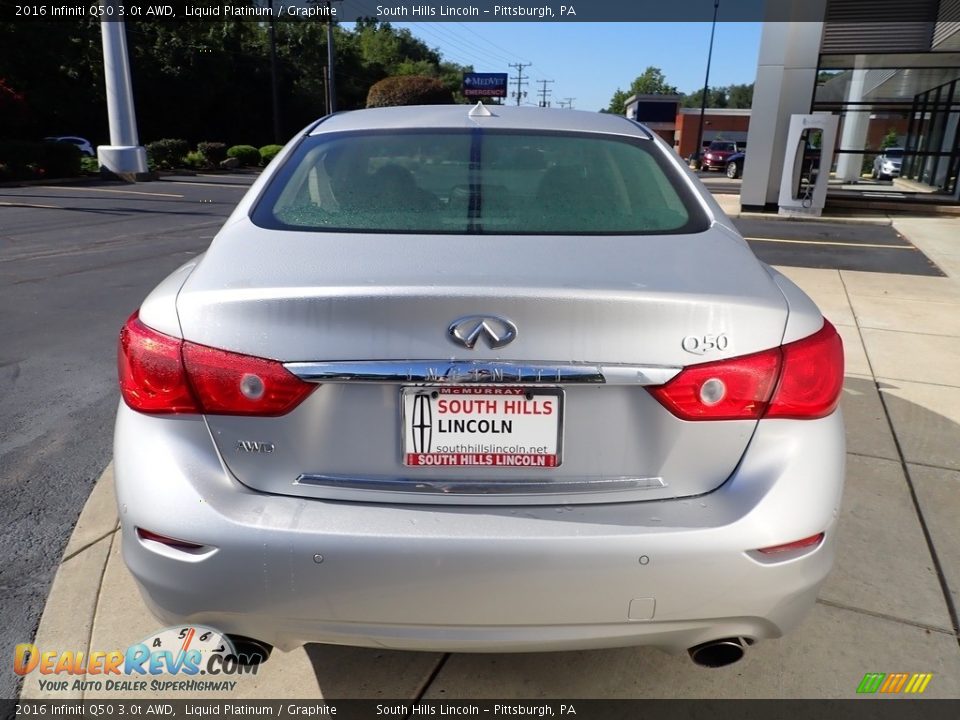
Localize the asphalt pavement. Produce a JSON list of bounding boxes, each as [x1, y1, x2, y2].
[[3, 174, 958, 701], [0, 175, 254, 700]]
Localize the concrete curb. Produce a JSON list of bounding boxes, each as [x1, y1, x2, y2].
[[18, 464, 118, 700]]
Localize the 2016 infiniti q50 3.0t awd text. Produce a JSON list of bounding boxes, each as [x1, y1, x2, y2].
[[114, 104, 844, 668]]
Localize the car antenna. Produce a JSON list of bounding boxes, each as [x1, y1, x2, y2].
[[468, 101, 494, 118]]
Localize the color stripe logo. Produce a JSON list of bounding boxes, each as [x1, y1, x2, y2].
[[857, 672, 933, 694]]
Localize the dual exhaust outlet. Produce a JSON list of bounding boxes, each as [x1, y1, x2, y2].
[[229, 635, 748, 668]]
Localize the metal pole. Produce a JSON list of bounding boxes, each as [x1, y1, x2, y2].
[[98, 0, 146, 179], [326, 0, 337, 114], [267, 0, 281, 142], [693, 0, 720, 168]]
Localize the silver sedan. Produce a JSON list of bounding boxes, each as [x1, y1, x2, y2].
[[115, 105, 845, 668]]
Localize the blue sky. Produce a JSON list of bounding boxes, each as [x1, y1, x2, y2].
[[390, 22, 763, 111]]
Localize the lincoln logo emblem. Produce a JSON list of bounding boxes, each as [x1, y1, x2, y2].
[[411, 393, 433, 453], [448, 315, 518, 349]]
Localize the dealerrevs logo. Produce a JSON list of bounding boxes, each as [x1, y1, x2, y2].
[[14, 625, 259, 693]]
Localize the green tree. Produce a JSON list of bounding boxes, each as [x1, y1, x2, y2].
[[606, 88, 631, 115], [629, 66, 679, 96], [726, 83, 753, 109], [607, 67, 678, 114]]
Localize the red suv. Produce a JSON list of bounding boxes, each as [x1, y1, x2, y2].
[[701, 141, 738, 171]]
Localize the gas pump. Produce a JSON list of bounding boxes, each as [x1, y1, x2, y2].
[[778, 114, 839, 218]]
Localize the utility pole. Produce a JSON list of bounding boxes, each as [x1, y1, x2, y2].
[[559, 98, 575, 109], [537, 79, 554, 107], [509, 62, 531, 106]]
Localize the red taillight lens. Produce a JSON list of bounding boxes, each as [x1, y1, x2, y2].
[[648, 347, 781, 420], [766, 319, 844, 419], [648, 319, 844, 421], [118, 311, 315, 416], [181, 342, 315, 416], [118, 311, 200, 413]]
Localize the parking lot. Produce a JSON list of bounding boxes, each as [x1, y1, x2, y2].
[[4, 176, 960, 700]]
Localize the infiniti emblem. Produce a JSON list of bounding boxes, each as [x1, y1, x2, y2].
[[448, 315, 518, 349]]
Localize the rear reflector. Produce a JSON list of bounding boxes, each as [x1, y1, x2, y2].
[[648, 319, 843, 421], [756, 532, 825, 555], [118, 311, 316, 416], [136, 527, 206, 551]]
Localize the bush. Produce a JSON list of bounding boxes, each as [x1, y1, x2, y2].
[[0, 140, 37, 179], [0, 140, 81, 180], [38, 140, 82, 178], [197, 141, 227, 165], [366, 76, 454, 108], [259, 144, 283, 166], [226, 144, 260, 167], [184, 150, 208, 170], [145, 138, 189, 168], [80, 156, 100, 173]]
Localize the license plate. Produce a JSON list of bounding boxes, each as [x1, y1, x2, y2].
[[401, 387, 563, 468]]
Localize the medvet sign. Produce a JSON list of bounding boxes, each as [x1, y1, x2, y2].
[[463, 73, 508, 98]]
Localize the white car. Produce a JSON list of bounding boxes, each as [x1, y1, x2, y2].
[[115, 105, 845, 668], [871, 147, 903, 180], [44, 135, 94, 157]]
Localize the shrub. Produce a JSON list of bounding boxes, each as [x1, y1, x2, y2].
[[184, 150, 208, 169], [197, 141, 227, 165], [366, 76, 454, 108], [80, 156, 100, 173], [259, 144, 283, 166], [0, 139, 37, 178], [38, 140, 82, 178], [145, 138, 189, 168], [0, 140, 80, 179], [226, 144, 260, 167]]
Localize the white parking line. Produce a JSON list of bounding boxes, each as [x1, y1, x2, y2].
[[159, 181, 250, 189], [43, 186, 183, 198], [745, 236, 916, 250], [0, 200, 62, 209]]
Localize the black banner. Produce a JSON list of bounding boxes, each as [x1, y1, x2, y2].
[[0, 0, 942, 23], [5, 700, 960, 720]]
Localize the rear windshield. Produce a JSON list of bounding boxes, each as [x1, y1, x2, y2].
[[251, 130, 709, 235]]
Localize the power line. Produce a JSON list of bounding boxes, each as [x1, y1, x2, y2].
[[509, 62, 531, 106], [558, 97, 576, 109]]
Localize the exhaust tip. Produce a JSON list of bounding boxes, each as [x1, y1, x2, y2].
[[688, 638, 746, 668], [226, 635, 273, 666]]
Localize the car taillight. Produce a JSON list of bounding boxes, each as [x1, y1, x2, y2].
[[118, 311, 316, 416], [765, 319, 844, 419], [118, 312, 199, 414], [648, 319, 843, 421]]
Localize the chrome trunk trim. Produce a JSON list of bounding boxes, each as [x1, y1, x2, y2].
[[295, 474, 667, 496], [284, 361, 680, 386]]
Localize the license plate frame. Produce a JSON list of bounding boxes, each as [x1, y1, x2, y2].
[[401, 386, 564, 468]]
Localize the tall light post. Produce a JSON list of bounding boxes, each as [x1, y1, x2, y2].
[[267, 0, 281, 142], [326, 0, 343, 114], [693, 0, 720, 169], [97, 0, 147, 180]]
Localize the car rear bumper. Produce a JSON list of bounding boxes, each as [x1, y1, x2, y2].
[[114, 403, 845, 653]]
